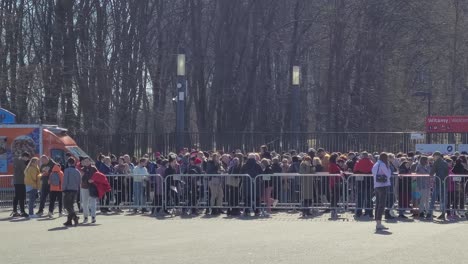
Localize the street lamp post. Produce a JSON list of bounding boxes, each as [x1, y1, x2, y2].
[[291, 66, 300, 149], [412, 90, 432, 143], [176, 53, 186, 151]]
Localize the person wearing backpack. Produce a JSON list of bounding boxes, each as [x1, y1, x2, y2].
[[48, 164, 64, 218]]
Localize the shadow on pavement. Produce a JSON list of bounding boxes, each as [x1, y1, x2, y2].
[[9, 218, 30, 222], [37, 218, 55, 221], [48, 226, 69, 232], [374, 230, 392, 235]]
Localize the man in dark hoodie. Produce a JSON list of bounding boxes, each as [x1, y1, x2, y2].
[[240, 153, 263, 216], [186, 157, 203, 215], [11, 152, 30, 217], [36, 155, 57, 215], [428, 151, 449, 220]]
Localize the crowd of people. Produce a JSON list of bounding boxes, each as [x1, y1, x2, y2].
[[10, 145, 468, 230]]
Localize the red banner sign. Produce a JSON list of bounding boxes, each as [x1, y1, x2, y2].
[[426, 116, 468, 133]]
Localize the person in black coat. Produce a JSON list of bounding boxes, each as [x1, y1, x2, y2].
[[398, 161, 412, 218], [240, 154, 263, 215]]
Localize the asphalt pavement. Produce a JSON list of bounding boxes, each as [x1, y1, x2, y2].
[[0, 210, 466, 264]]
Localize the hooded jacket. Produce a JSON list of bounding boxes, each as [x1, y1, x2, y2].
[[24, 165, 41, 190], [90, 172, 111, 199], [49, 164, 64, 192]]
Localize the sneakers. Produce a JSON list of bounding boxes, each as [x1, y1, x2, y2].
[[10, 212, 20, 217], [83, 217, 88, 224], [29, 214, 38, 218], [376, 224, 389, 230], [398, 214, 408, 219], [91, 217, 96, 224], [272, 199, 279, 207], [437, 214, 446, 220], [20, 212, 29, 218], [59, 212, 64, 217], [48, 212, 53, 219], [35, 210, 43, 216]]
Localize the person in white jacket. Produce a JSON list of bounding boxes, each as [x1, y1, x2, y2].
[[132, 158, 148, 213], [372, 153, 392, 231]]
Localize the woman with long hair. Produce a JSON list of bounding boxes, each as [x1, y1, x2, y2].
[[24, 157, 41, 218]]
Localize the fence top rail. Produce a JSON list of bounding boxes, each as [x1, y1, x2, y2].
[[0, 175, 13, 178], [106, 174, 162, 177], [260, 173, 343, 177], [73, 131, 432, 136], [167, 174, 250, 177]]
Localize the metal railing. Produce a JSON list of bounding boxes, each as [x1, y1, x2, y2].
[[444, 175, 468, 218], [97, 174, 164, 212], [0, 175, 14, 209], [2, 173, 466, 220], [73, 132, 468, 160], [163, 174, 252, 215], [254, 173, 346, 217]]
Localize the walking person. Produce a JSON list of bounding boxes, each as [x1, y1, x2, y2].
[[11, 152, 30, 217], [88, 171, 111, 223], [373, 153, 392, 230], [62, 158, 81, 226], [47, 164, 64, 218], [80, 157, 98, 223], [24, 157, 40, 218]]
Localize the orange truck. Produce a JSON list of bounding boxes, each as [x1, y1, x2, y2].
[[0, 108, 90, 188]]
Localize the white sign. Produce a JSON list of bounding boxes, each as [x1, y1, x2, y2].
[[416, 144, 455, 155], [410, 133, 425, 140], [459, 144, 468, 153]]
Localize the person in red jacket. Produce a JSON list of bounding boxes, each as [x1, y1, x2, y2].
[[88, 171, 111, 224], [90, 172, 112, 201], [329, 153, 342, 219], [353, 152, 375, 218]]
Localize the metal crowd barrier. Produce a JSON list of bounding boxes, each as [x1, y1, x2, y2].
[[97, 174, 164, 212], [2, 172, 463, 219], [346, 174, 444, 217], [444, 175, 468, 218], [396, 174, 441, 215], [254, 173, 346, 216], [345, 174, 376, 214], [0, 175, 14, 209], [163, 174, 252, 215]]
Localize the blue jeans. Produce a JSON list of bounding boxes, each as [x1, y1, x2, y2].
[[429, 182, 446, 215], [27, 189, 38, 215], [133, 182, 143, 208]]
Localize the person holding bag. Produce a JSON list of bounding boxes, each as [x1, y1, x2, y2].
[[88, 171, 112, 223], [372, 153, 392, 231]]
